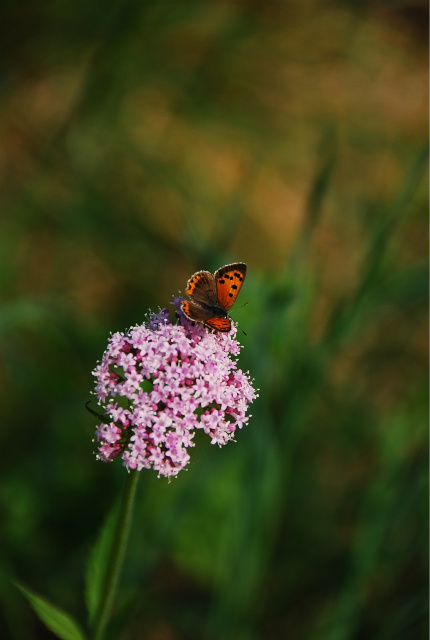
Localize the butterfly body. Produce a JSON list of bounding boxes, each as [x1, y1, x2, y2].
[[181, 262, 247, 332]]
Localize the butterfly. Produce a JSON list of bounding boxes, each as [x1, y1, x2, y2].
[[181, 262, 247, 332]]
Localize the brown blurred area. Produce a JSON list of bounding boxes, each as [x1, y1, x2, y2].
[[0, 1, 427, 310]]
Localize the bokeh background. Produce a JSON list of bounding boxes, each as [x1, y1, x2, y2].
[[0, 1, 428, 639]]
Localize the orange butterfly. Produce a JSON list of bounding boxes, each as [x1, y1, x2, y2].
[[181, 262, 247, 332]]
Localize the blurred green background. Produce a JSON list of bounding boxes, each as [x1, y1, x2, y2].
[[0, 1, 428, 639]]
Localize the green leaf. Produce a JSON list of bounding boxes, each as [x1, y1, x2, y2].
[[139, 378, 153, 393], [15, 584, 87, 640], [85, 503, 119, 625]]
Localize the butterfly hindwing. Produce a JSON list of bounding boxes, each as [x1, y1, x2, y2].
[[204, 317, 231, 332], [181, 300, 211, 324], [215, 262, 247, 311], [181, 301, 231, 332]]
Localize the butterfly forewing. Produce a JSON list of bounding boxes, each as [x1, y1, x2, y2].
[[185, 271, 218, 306], [215, 262, 247, 311]]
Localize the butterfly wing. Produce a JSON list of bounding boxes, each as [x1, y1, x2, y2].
[[185, 270, 218, 306], [204, 317, 231, 332], [181, 300, 212, 323], [215, 262, 247, 311]]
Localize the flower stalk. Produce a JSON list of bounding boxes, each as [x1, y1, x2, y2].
[[90, 470, 139, 640]]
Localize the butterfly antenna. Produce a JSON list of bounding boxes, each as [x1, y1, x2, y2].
[[229, 316, 247, 336], [238, 324, 247, 336], [230, 301, 249, 314], [229, 301, 248, 335]]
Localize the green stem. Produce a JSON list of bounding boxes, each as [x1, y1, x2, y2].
[[90, 470, 140, 640]]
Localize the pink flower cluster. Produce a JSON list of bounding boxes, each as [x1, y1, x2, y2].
[[92, 298, 257, 478]]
